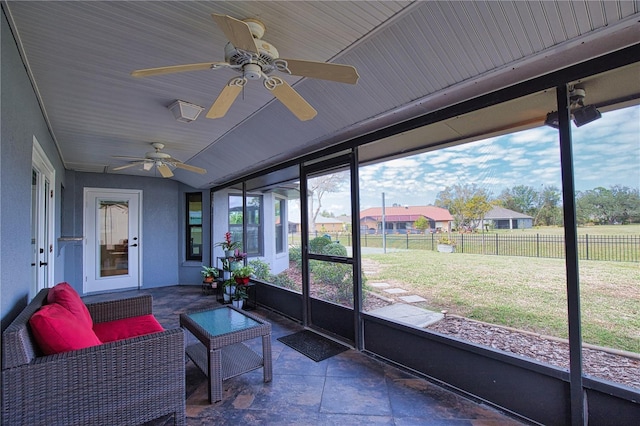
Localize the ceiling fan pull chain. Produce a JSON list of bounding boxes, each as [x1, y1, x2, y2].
[[273, 59, 291, 75], [263, 76, 284, 91]]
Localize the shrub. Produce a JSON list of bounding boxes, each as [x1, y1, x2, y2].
[[289, 246, 302, 268], [322, 242, 348, 256], [271, 273, 298, 291], [248, 259, 270, 280], [311, 262, 353, 303], [309, 236, 332, 253]]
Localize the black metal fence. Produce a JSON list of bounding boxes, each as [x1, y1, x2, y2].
[[304, 231, 640, 262]]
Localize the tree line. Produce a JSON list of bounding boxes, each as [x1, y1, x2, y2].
[[434, 183, 640, 228]]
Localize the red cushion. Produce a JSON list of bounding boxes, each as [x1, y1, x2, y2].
[[93, 314, 164, 343], [47, 282, 93, 328], [29, 303, 102, 355]]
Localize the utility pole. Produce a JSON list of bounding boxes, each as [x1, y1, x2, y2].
[[382, 192, 386, 253]]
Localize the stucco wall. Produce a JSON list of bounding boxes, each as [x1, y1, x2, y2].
[[1, 9, 205, 331], [65, 172, 188, 289], [1, 10, 65, 329]]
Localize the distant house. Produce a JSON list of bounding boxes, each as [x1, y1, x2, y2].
[[482, 206, 534, 230], [289, 215, 349, 234], [360, 205, 453, 234]]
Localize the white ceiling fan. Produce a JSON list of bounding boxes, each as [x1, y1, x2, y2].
[[111, 143, 206, 178], [131, 13, 360, 121]]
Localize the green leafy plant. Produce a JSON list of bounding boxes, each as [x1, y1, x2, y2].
[[232, 286, 248, 301], [201, 266, 218, 279], [232, 265, 255, 279]]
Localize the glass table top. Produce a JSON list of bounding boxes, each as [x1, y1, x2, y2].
[[187, 307, 261, 336]]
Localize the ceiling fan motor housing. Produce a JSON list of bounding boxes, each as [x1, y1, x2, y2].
[[224, 40, 279, 76]]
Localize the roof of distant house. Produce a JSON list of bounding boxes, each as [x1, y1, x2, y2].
[[484, 206, 533, 219], [314, 216, 345, 224], [360, 206, 453, 222]]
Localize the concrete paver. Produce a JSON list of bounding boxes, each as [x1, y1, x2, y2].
[[368, 303, 444, 328]]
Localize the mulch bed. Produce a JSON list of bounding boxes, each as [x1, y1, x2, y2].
[[427, 316, 640, 389]]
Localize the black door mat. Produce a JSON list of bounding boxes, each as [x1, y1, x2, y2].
[[277, 330, 349, 362]]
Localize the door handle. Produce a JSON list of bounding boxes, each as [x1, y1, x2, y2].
[[130, 243, 138, 247], [39, 261, 48, 267]]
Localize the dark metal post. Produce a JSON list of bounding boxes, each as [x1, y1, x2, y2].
[[557, 84, 585, 426], [351, 149, 364, 350], [299, 164, 310, 327]]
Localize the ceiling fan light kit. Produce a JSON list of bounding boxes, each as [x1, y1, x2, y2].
[[111, 143, 207, 178], [132, 13, 360, 121], [168, 100, 204, 123]]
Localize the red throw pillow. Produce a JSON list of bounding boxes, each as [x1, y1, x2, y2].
[[47, 282, 93, 328], [29, 303, 102, 355], [93, 314, 164, 343]]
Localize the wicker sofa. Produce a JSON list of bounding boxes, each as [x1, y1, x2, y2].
[[1, 288, 185, 425]]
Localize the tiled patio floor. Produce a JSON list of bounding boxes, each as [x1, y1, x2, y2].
[[84, 285, 526, 425]]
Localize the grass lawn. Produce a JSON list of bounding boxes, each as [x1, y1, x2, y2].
[[364, 250, 640, 353]]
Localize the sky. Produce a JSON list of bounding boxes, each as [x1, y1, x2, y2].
[[315, 104, 639, 216]]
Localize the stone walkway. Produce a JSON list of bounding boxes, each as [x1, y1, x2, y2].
[[363, 258, 444, 328]]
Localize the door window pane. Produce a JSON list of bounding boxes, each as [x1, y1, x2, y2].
[[99, 200, 129, 277], [186, 192, 202, 261], [307, 170, 352, 256]]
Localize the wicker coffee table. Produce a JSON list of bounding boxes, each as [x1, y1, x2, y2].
[[180, 305, 272, 403]]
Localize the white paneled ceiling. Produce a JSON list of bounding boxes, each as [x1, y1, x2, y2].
[[3, 1, 639, 188]]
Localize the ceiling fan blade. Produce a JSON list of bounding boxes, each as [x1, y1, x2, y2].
[[112, 162, 144, 171], [211, 14, 259, 54], [172, 162, 207, 174], [206, 78, 245, 119], [112, 155, 148, 161], [267, 77, 317, 121], [281, 59, 360, 85], [157, 163, 174, 178], [131, 62, 228, 78]]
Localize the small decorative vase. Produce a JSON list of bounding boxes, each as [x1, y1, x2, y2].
[[232, 300, 244, 309], [230, 261, 242, 271], [225, 250, 234, 258]]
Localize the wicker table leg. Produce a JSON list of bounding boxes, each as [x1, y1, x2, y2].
[[208, 348, 223, 403], [262, 334, 273, 383]]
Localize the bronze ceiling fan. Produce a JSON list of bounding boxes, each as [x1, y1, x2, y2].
[[131, 13, 360, 121]]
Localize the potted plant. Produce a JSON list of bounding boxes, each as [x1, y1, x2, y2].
[[216, 232, 241, 257], [232, 265, 255, 285], [201, 266, 218, 284], [437, 235, 456, 253], [231, 286, 248, 309], [222, 279, 236, 303], [230, 249, 247, 271]]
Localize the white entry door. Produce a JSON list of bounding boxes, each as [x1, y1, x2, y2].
[[84, 188, 141, 293], [31, 138, 55, 299]]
